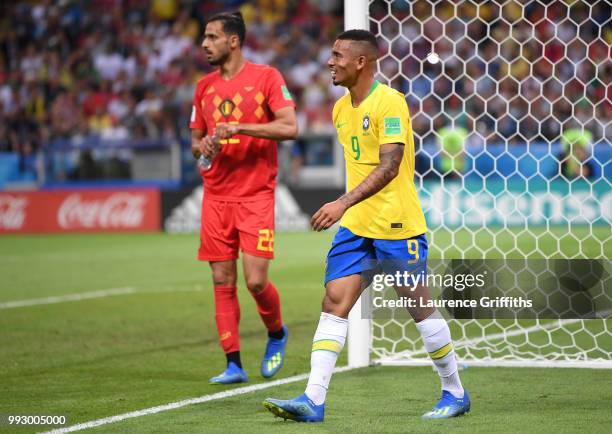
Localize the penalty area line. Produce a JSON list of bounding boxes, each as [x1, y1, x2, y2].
[[42, 366, 356, 433]]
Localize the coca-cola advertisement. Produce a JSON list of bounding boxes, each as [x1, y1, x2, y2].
[[0, 189, 160, 233]]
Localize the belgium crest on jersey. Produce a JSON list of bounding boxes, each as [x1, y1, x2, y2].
[[219, 99, 235, 118]]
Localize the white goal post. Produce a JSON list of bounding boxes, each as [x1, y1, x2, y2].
[[345, 0, 611, 369]]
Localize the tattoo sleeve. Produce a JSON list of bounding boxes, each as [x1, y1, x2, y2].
[[339, 143, 404, 208]]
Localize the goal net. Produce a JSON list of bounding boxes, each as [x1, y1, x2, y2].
[[347, 0, 611, 368]]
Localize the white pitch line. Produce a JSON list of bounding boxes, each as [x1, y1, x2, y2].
[[43, 366, 356, 434], [0, 287, 136, 309], [0, 286, 206, 310]]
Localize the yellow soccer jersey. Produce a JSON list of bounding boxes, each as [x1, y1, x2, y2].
[[333, 80, 427, 239]]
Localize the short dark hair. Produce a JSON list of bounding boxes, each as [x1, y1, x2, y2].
[[207, 11, 246, 46], [336, 29, 379, 52]]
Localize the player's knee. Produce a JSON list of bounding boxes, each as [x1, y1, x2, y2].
[[213, 276, 237, 286], [321, 295, 334, 313], [211, 268, 237, 287], [322, 294, 349, 318], [246, 278, 266, 294]]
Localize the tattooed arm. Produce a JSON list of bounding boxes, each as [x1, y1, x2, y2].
[[311, 143, 404, 231], [339, 143, 404, 208]]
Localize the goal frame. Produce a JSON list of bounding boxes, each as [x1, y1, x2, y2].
[[344, 0, 611, 370]]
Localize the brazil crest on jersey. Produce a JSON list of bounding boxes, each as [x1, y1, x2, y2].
[[333, 80, 427, 239]]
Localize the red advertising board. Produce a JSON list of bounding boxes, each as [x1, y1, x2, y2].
[[0, 189, 160, 233]]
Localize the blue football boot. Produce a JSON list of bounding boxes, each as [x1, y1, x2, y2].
[[261, 325, 288, 378], [263, 394, 324, 422], [422, 390, 471, 419], [209, 362, 248, 385]]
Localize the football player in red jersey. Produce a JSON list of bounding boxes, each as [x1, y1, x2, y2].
[[190, 11, 297, 384]]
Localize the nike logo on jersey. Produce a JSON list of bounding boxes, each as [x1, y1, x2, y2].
[[336, 122, 347, 129]]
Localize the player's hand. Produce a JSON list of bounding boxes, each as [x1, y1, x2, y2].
[[200, 135, 221, 159], [311, 200, 347, 231], [214, 124, 240, 140]]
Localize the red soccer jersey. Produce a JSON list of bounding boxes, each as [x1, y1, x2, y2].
[[190, 62, 295, 200]]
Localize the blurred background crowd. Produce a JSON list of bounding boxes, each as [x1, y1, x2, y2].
[[0, 0, 609, 183], [370, 0, 610, 146], [0, 0, 343, 181]]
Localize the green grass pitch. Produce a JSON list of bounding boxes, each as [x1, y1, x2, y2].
[[0, 228, 610, 433]]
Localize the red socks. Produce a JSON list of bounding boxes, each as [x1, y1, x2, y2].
[[213, 282, 283, 354], [250, 281, 283, 333], [213, 285, 240, 353]]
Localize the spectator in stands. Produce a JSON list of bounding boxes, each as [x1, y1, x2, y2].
[[0, 106, 10, 151], [437, 126, 469, 179], [560, 127, 595, 179], [50, 88, 80, 138], [88, 106, 112, 136], [93, 44, 125, 81]]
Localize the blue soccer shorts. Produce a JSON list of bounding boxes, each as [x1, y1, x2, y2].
[[324, 226, 428, 286]]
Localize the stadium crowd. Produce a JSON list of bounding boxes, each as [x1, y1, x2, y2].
[[0, 0, 343, 174], [0, 0, 608, 181], [370, 0, 610, 146]]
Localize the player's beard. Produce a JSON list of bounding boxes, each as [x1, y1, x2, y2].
[[208, 49, 230, 66], [336, 70, 359, 88], [331, 67, 350, 87], [330, 70, 341, 86], [331, 73, 348, 87]]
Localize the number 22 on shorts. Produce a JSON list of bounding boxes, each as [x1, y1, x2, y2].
[[257, 229, 275, 252]]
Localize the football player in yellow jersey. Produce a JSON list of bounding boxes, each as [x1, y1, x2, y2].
[[264, 30, 470, 422]]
